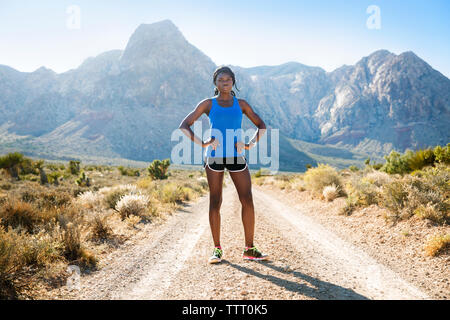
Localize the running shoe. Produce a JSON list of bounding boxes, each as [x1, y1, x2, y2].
[[208, 247, 223, 264], [242, 246, 269, 261]]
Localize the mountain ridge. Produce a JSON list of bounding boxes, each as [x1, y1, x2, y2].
[[0, 19, 448, 171]]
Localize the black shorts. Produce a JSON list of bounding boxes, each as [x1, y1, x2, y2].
[[203, 155, 248, 172]]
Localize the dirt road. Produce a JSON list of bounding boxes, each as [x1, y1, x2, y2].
[[65, 177, 430, 300]]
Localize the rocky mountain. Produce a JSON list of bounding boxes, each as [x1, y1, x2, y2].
[[0, 19, 448, 171], [315, 50, 450, 154]]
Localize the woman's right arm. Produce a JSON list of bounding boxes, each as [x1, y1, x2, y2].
[[178, 99, 211, 147]]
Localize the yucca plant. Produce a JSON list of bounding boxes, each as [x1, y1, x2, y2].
[[0, 152, 24, 180], [147, 159, 170, 180]]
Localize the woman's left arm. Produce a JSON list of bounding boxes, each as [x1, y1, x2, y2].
[[238, 99, 267, 150]]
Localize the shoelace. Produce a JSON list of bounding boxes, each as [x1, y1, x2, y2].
[[244, 246, 260, 256], [213, 248, 222, 257]]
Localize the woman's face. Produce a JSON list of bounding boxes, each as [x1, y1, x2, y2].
[[215, 72, 233, 94]]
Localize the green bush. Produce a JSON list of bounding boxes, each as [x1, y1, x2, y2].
[[147, 159, 170, 180], [381, 144, 449, 175], [381, 150, 409, 174], [75, 171, 91, 187], [47, 171, 62, 185], [0, 152, 24, 179], [433, 143, 450, 164], [18, 158, 37, 175], [68, 160, 81, 175], [103, 189, 128, 210], [118, 166, 140, 177], [372, 163, 383, 170]]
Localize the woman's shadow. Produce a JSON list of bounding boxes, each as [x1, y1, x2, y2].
[[222, 260, 369, 300]]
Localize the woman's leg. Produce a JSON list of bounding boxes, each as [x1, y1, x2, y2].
[[205, 165, 224, 247], [229, 166, 254, 248]]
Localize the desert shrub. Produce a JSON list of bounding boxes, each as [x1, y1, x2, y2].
[[118, 166, 140, 177], [179, 187, 194, 201], [68, 160, 81, 175], [0, 152, 24, 179], [303, 164, 342, 196], [0, 183, 12, 191], [424, 233, 450, 257], [323, 184, 340, 201], [58, 222, 80, 259], [75, 171, 91, 187], [433, 143, 450, 164], [379, 174, 449, 224], [410, 162, 450, 192], [381, 150, 410, 174], [99, 184, 139, 210], [115, 194, 150, 220], [340, 196, 358, 216], [116, 184, 139, 194], [362, 170, 392, 187], [42, 189, 72, 209], [55, 211, 96, 267], [407, 149, 435, 171], [88, 213, 113, 240], [379, 179, 410, 221], [0, 226, 24, 274], [18, 158, 37, 175], [157, 182, 195, 203], [274, 174, 291, 182], [196, 179, 209, 191], [414, 203, 447, 225], [45, 163, 62, 171], [372, 163, 384, 170], [253, 168, 271, 178], [47, 171, 62, 185], [20, 230, 64, 267], [103, 189, 128, 210], [75, 191, 103, 209], [0, 198, 41, 233], [381, 144, 449, 175], [147, 159, 170, 180], [348, 165, 359, 172], [0, 226, 25, 298], [136, 177, 155, 191], [160, 183, 184, 204]]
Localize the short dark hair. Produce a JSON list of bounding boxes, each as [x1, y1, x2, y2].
[[213, 66, 240, 96]]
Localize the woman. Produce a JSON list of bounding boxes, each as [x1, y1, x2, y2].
[[179, 66, 269, 264]]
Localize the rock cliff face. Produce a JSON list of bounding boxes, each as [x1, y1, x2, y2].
[[0, 19, 448, 165], [314, 50, 450, 154]]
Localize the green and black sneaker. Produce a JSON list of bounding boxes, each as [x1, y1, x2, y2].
[[243, 246, 269, 261], [208, 246, 223, 264]]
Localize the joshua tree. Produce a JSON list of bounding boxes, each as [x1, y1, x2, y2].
[[147, 158, 170, 180], [35, 160, 48, 185], [0, 152, 24, 180]]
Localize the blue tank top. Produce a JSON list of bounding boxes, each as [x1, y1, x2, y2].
[[205, 96, 244, 158]]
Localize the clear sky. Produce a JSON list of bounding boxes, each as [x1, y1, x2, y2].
[[0, 0, 449, 77]]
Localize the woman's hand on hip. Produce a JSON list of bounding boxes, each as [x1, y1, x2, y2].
[[203, 137, 220, 150]]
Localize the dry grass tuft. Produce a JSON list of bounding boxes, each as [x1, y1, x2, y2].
[[424, 233, 450, 257]]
